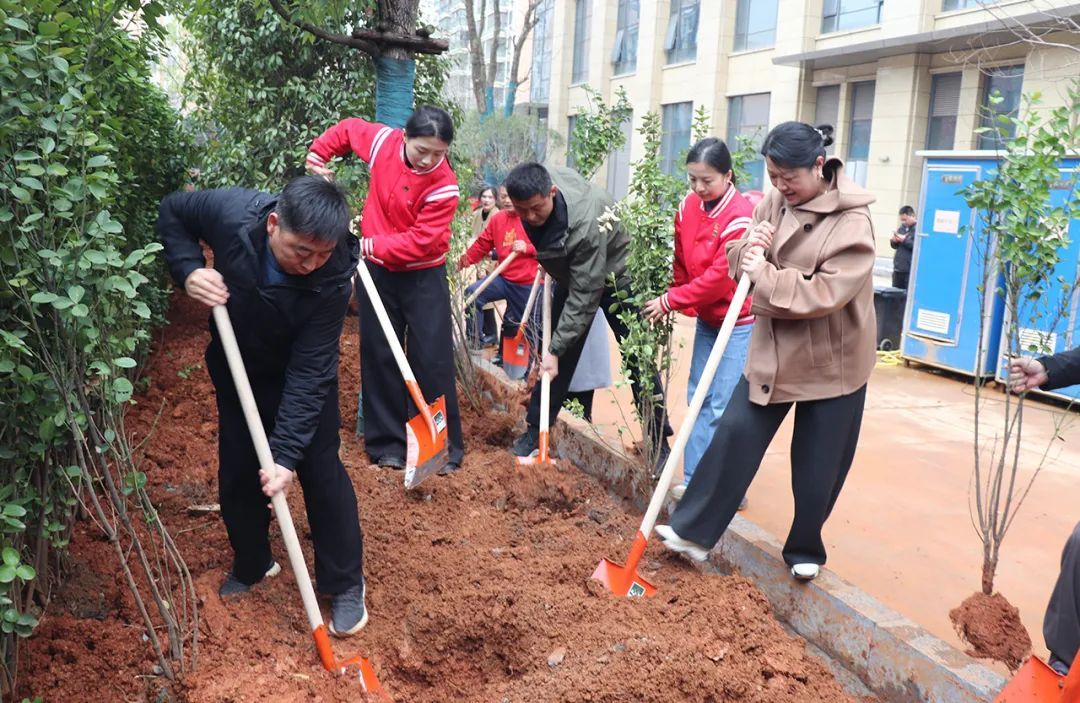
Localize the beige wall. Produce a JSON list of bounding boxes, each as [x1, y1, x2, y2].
[[544, 0, 1080, 254]]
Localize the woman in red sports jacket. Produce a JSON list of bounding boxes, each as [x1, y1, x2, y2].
[[307, 106, 464, 472], [644, 138, 754, 495]]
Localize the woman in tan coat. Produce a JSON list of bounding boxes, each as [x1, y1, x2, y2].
[[656, 121, 877, 581]]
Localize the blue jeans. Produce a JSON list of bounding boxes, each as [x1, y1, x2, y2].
[[465, 275, 535, 343], [683, 320, 753, 485]]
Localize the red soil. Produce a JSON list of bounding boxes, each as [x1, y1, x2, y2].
[[18, 291, 866, 702], [950, 592, 1033, 672]]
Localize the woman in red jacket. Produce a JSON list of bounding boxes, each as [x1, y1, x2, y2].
[[306, 106, 464, 472], [644, 138, 754, 498]]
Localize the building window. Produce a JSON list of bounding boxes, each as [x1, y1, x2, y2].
[[727, 93, 771, 190], [846, 81, 875, 187], [814, 85, 840, 156], [566, 115, 578, 169], [821, 0, 882, 33], [665, 0, 699, 65], [734, 0, 778, 52], [661, 102, 693, 176], [606, 111, 633, 199], [571, 0, 592, 84], [977, 64, 1024, 150], [926, 72, 961, 150], [612, 0, 640, 75], [530, 0, 553, 103], [943, 0, 1001, 9]]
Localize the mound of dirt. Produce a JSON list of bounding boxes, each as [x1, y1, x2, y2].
[[949, 591, 1032, 671], [17, 292, 869, 702]]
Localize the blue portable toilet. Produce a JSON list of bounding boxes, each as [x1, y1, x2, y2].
[[994, 157, 1080, 402], [902, 152, 1006, 377]]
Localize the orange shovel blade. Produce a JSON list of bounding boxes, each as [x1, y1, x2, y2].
[[501, 332, 530, 380], [994, 656, 1066, 702], [313, 625, 389, 699], [590, 531, 657, 598], [404, 395, 449, 490]]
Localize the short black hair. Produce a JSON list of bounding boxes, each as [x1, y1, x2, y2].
[[687, 137, 733, 180], [760, 122, 835, 170], [504, 162, 552, 200], [405, 106, 455, 144], [276, 175, 350, 243], [899, 205, 916, 216]]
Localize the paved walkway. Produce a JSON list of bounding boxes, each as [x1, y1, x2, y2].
[[571, 313, 1079, 673]]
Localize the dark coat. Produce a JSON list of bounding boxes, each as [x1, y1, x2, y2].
[[1040, 347, 1080, 390], [158, 188, 359, 469]]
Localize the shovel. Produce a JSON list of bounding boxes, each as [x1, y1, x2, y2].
[[463, 250, 519, 307], [994, 649, 1080, 702], [517, 273, 553, 466], [502, 270, 543, 380], [355, 258, 448, 489], [592, 274, 752, 597], [211, 305, 385, 696]]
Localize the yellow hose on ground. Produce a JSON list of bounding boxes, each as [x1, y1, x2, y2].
[[876, 349, 903, 367]]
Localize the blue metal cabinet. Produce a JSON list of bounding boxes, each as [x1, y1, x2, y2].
[[902, 154, 1006, 377], [994, 159, 1080, 402]]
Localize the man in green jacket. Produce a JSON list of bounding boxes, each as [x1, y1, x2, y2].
[[504, 162, 671, 473]]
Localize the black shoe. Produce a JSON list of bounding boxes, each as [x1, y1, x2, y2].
[[375, 455, 405, 470], [438, 461, 460, 476], [1049, 653, 1071, 676], [481, 334, 498, 347], [218, 561, 281, 598], [511, 426, 540, 457], [651, 441, 672, 480], [329, 582, 368, 636], [492, 353, 503, 367]]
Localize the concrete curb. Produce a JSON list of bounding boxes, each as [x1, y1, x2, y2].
[[473, 357, 1006, 703]]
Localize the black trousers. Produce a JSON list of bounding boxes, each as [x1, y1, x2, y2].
[[208, 350, 364, 595], [892, 270, 909, 290], [358, 263, 464, 465], [670, 377, 866, 566], [527, 281, 670, 445], [565, 390, 594, 423], [1045, 521, 1080, 667]]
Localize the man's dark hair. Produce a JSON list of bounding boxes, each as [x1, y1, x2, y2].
[[277, 175, 351, 243], [505, 162, 552, 200], [899, 205, 916, 217]]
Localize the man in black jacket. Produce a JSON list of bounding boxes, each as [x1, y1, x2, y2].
[[158, 176, 367, 636], [1010, 350, 1080, 675], [889, 205, 916, 290]]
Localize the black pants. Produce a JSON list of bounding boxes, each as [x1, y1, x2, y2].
[[527, 282, 670, 445], [208, 349, 364, 595], [565, 390, 594, 422], [892, 270, 909, 290], [358, 263, 464, 465], [1045, 521, 1080, 668], [670, 377, 866, 566]]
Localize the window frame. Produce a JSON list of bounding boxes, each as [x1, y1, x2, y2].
[[664, 0, 700, 65], [976, 64, 1025, 150], [726, 93, 771, 191], [821, 0, 883, 34], [660, 101, 694, 177], [611, 0, 640, 76], [925, 71, 961, 150], [571, 0, 591, 85], [734, 0, 778, 52]]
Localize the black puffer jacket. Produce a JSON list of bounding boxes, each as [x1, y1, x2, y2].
[[158, 188, 359, 469]]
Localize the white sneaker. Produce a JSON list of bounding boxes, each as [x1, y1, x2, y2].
[[654, 525, 710, 562], [790, 563, 820, 581], [669, 483, 686, 501]]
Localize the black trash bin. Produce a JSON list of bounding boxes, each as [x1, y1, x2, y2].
[[874, 286, 907, 351]]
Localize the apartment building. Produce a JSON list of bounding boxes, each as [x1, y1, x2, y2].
[[537, 0, 1080, 251]]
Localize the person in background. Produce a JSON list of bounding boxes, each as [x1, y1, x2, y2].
[[564, 310, 612, 423], [459, 184, 540, 350], [1010, 351, 1080, 676], [890, 205, 916, 290], [471, 185, 498, 236], [656, 122, 876, 583], [158, 176, 368, 635], [643, 137, 754, 506], [306, 106, 465, 474], [503, 162, 672, 473], [469, 186, 500, 345]]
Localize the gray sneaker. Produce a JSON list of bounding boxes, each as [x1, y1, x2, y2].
[[218, 561, 281, 598], [329, 583, 368, 637]]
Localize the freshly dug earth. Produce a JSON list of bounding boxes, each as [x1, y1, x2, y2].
[[949, 592, 1032, 672], [19, 292, 867, 702]]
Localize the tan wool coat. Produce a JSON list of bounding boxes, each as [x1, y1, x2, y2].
[[727, 159, 877, 405]]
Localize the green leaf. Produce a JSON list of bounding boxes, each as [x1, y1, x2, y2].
[[86, 155, 110, 168], [13, 151, 37, 161], [38, 20, 60, 36], [114, 357, 137, 368], [67, 285, 85, 303], [16, 177, 43, 191], [51, 55, 69, 72], [9, 186, 31, 202], [113, 377, 134, 402], [87, 182, 108, 199], [30, 292, 58, 304], [4, 17, 30, 31], [15, 565, 35, 581], [1, 548, 18, 567], [70, 303, 88, 317]]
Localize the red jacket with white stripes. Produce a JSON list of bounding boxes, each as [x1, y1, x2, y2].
[[460, 210, 539, 285], [307, 118, 459, 272], [661, 184, 755, 328]]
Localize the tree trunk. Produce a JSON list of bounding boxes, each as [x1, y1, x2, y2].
[[375, 0, 421, 127], [463, 0, 488, 113], [505, 0, 541, 117], [482, 0, 501, 117], [981, 543, 997, 595]]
